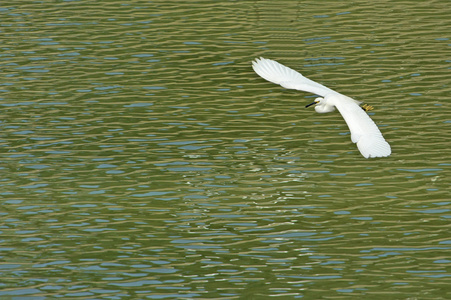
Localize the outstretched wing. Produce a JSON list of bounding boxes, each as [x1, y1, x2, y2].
[[252, 57, 339, 97], [332, 95, 391, 158]]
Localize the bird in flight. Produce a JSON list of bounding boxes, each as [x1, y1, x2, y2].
[[252, 57, 391, 158]]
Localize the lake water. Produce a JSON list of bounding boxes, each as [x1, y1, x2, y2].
[[1, 0, 450, 299]]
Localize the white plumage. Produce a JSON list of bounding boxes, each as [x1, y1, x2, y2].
[[252, 57, 391, 158]]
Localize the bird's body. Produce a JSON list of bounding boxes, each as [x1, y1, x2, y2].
[[252, 57, 391, 158]]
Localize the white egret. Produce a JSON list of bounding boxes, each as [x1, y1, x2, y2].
[[252, 57, 391, 158]]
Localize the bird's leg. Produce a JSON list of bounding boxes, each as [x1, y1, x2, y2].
[[361, 104, 374, 112]]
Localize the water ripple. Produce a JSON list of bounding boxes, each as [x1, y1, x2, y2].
[[0, 0, 450, 299]]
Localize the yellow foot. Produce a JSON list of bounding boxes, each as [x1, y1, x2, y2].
[[361, 104, 374, 111]]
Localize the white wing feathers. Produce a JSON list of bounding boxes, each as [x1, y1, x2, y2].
[[252, 57, 338, 97], [332, 95, 391, 158]]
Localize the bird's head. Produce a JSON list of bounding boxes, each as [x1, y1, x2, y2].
[[305, 97, 322, 108], [305, 96, 335, 113]]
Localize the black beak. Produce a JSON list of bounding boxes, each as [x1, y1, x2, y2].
[[305, 102, 316, 108]]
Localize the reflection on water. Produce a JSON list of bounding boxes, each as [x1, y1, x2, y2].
[[1, 0, 450, 298]]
